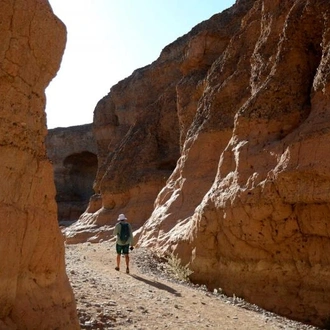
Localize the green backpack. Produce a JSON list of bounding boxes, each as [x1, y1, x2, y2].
[[119, 222, 130, 243]]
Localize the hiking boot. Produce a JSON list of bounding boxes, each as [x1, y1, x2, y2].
[[115, 267, 119, 271], [126, 267, 129, 274]]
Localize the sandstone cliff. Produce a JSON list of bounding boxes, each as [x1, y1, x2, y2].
[[0, 0, 79, 328], [47, 124, 97, 224], [64, 0, 249, 243], [66, 0, 330, 327]]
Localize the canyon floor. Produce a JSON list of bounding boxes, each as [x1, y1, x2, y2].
[[65, 241, 321, 330]]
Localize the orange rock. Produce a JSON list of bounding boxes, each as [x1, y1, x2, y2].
[[46, 124, 98, 224], [67, 0, 330, 327], [139, 0, 330, 327], [0, 0, 78, 328], [67, 0, 244, 242]]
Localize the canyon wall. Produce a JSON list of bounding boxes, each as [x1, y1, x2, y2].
[[64, 0, 249, 243], [47, 124, 97, 224], [0, 0, 79, 328], [66, 0, 330, 326], [139, 0, 330, 326]]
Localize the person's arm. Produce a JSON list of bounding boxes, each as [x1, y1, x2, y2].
[[113, 223, 119, 237]]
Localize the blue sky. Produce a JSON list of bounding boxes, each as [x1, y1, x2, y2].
[[46, 0, 236, 128]]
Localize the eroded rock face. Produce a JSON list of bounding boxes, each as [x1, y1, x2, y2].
[[64, 0, 247, 244], [66, 0, 330, 326], [139, 0, 330, 327], [0, 0, 78, 328], [46, 124, 98, 224]]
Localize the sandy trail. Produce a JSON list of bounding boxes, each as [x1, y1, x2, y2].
[[65, 241, 319, 330]]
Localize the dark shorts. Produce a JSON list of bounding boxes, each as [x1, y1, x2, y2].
[[116, 243, 129, 255]]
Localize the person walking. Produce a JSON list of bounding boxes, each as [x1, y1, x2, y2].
[[113, 213, 134, 274]]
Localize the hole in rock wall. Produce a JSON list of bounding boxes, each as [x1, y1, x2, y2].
[[57, 151, 98, 224]]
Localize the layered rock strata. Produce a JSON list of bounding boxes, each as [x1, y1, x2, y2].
[[0, 0, 78, 328], [67, 0, 330, 327], [46, 124, 97, 224], [139, 0, 330, 327], [64, 0, 249, 243]]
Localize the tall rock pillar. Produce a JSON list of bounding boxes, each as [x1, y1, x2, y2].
[[0, 0, 79, 328]]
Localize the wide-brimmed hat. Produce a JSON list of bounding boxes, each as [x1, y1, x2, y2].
[[117, 213, 127, 221]]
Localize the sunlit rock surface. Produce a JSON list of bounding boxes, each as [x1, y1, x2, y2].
[[0, 0, 79, 328], [66, 0, 330, 326], [64, 0, 247, 244], [139, 0, 330, 327]]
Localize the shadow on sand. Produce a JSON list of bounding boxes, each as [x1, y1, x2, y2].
[[130, 274, 182, 297]]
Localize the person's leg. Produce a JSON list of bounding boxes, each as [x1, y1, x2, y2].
[[116, 254, 121, 270], [115, 244, 122, 270], [125, 254, 130, 272], [122, 245, 130, 273]]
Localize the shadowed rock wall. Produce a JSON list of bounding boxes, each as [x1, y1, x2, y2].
[[0, 0, 79, 328], [65, 0, 330, 326], [47, 124, 98, 224]]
